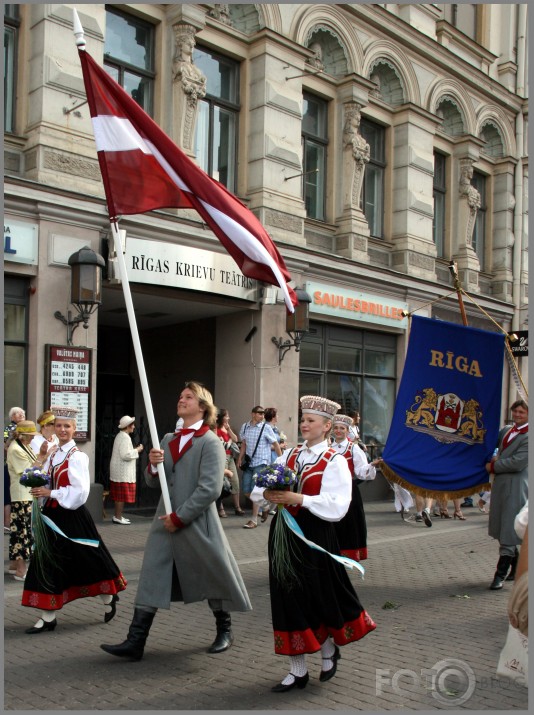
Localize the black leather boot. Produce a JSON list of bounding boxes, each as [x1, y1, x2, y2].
[[100, 608, 155, 660], [489, 555, 513, 590], [506, 549, 519, 581], [208, 610, 233, 653]]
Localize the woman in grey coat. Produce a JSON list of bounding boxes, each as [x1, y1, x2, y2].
[[101, 382, 251, 660], [486, 399, 528, 590]]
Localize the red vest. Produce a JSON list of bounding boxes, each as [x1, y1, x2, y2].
[[46, 446, 79, 507], [285, 446, 338, 516], [337, 444, 355, 478]]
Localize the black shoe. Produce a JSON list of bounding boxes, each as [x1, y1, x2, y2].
[[101, 607, 155, 661], [271, 672, 309, 692], [100, 640, 144, 660], [414, 514, 423, 522], [25, 618, 57, 634], [421, 510, 432, 527], [320, 645, 341, 682], [208, 610, 233, 653], [489, 576, 504, 590], [490, 555, 513, 590], [104, 594, 119, 623], [461, 500, 474, 508]]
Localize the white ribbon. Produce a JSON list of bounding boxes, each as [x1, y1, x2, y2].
[[40, 513, 99, 548], [280, 508, 365, 577]]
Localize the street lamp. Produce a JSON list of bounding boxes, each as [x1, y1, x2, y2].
[[271, 288, 312, 364], [54, 246, 105, 345]]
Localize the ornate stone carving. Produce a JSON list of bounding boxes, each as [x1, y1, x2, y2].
[[172, 23, 207, 153], [208, 4, 231, 25], [43, 150, 100, 180], [307, 41, 325, 71], [458, 159, 480, 248], [342, 102, 370, 210]]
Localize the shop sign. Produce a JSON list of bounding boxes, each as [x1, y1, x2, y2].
[[117, 237, 259, 302], [305, 281, 408, 329], [44, 345, 92, 441], [510, 330, 528, 357], [4, 219, 39, 265]]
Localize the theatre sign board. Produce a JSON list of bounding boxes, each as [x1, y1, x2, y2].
[[116, 237, 259, 302], [305, 281, 408, 329]]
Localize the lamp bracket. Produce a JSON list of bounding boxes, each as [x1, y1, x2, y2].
[[271, 335, 303, 365], [54, 309, 89, 346]]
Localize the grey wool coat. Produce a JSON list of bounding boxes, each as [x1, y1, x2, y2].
[[488, 427, 528, 546], [135, 428, 252, 612]]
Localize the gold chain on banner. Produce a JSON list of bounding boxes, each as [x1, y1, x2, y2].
[[460, 290, 528, 402], [403, 287, 528, 403]]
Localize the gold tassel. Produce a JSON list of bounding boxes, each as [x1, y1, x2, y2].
[[381, 461, 491, 501]]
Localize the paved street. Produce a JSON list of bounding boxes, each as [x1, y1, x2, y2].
[[4, 499, 528, 711]]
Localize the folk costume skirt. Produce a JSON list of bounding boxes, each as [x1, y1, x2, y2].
[[269, 509, 376, 656], [109, 480, 136, 503], [334, 480, 368, 561], [21, 503, 127, 611]]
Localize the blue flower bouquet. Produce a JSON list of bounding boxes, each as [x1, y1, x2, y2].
[[253, 464, 299, 586]]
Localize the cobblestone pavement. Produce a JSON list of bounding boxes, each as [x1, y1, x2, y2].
[[4, 500, 528, 711]]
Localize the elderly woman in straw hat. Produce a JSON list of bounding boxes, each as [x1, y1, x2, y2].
[[251, 396, 376, 693], [109, 415, 144, 525], [6, 421, 49, 581], [21, 405, 126, 634]]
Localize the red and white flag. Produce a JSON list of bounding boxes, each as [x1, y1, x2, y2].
[[78, 48, 297, 312]]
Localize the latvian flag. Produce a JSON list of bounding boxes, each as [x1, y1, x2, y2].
[[78, 48, 297, 312]]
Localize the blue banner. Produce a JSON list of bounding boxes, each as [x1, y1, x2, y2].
[[381, 315, 504, 495]]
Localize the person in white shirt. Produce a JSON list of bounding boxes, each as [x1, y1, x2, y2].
[[109, 415, 144, 525], [251, 395, 376, 692], [22, 406, 126, 634], [30, 410, 59, 459], [331, 414, 381, 561]]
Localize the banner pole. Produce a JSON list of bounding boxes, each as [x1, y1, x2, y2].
[[109, 220, 173, 515], [448, 261, 468, 326]]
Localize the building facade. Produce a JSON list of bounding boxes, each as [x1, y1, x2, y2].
[[4, 4, 528, 499]]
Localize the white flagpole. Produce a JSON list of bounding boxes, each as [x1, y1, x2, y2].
[[72, 8, 173, 515], [109, 221, 173, 514]]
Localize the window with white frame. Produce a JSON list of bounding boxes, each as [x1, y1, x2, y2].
[[471, 171, 487, 271], [302, 93, 328, 221], [104, 7, 155, 114], [193, 47, 239, 193], [360, 118, 385, 238], [4, 4, 20, 134], [433, 152, 447, 258]]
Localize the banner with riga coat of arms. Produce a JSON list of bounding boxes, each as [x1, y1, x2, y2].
[[381, 315, 505, 497]]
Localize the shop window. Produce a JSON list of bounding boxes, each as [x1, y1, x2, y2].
[[4, 277, 29, 421], [104, 7, 155, 114], [433, 152, 447, 258], [471, 171, 487, 271], [302, 93, 328, 221], [300, 322, 396, 451], [4, 4, 19, 134], [193, 47, 239, 192], [360, 118, 385, 238]]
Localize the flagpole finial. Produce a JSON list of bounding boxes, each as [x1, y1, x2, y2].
[[72, 8, 86, 49]]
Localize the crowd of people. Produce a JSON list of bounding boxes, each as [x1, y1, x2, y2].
[[4, 392, 527, 691]]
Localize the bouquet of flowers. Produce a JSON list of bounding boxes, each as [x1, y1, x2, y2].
[[20, 466, 50, 489], [253, 464, 299, 586], [20, 467, 55, 587]]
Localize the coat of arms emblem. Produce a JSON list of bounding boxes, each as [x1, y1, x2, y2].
[[405, 388, 486, 444]]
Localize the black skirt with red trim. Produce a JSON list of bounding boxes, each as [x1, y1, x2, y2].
[[21, 503, 127, 611], [269, 509, 376, 656], [334, 480, 368, 561]]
